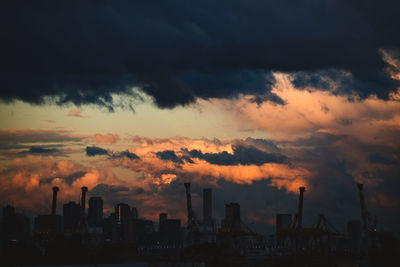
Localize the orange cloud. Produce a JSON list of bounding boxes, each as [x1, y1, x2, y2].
[[129, 136, 233, 156], [198, 73, 400, 144], [93, 133, 120, 144], [66, 108, 85, 117], [111, 149, 310, 194], [0, 155, 125, 213]]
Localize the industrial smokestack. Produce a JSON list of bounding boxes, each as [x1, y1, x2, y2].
[[52, 186, 59, 215], [297, 187, 306, 229], [81, 186, 88, 213], [357, 183, 368, 231]]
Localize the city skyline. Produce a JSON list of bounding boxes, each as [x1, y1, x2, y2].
[[1, 0, 400, 240]]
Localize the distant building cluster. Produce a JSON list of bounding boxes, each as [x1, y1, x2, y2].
[[0, 183, 398, 266]]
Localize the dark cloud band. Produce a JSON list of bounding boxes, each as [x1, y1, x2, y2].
[[1, 0, 399, 109]]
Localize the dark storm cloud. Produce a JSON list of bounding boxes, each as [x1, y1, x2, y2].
[[85, 146, 109, 157], [1, 0, 399, 109], [112, 151, 140, 160], [368, 152, 396, 165], [28, 146, 60, 154], [85, 146, 140, 159], [154, 145, 286, 165], [0, 129, 84, 146], [156, 150, 184, 163], [188, 145, 287, 166]]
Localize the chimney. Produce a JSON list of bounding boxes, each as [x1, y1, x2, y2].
[[297, 187, 306, 229], [81, 186, 88, 213], [52, 186, 59, 215]]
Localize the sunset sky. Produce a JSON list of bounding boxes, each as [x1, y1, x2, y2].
[[1, 0, 400, 235]]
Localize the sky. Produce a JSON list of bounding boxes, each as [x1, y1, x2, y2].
[[1, 0, 400, 235]]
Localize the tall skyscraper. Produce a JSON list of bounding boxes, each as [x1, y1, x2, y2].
[[88, 196, 103, 226], [203, 188, 212, 225], [115, 203, 133, 243]]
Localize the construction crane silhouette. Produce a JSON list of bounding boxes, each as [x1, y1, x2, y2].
[[356, 183, 377, 232], [184, 182, 198, 230]]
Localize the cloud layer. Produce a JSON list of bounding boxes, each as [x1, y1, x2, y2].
[[1, 129, 399, 234], [1, 0, 400, 109]]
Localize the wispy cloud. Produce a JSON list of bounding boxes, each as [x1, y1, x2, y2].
[[66, 108, 85, 118]]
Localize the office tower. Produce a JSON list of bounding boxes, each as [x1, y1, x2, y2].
[[88, 196, 103, 226], [115, 203, 133, 243]]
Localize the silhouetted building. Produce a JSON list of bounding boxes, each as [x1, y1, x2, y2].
[[165, 219, 182, 241], [347, 220, 361, 254], [131, 207, 138, 219], [276, 214, 292, 233], [63, 201, 81, 232], [114, 203, 133, 243], [34, 214, 63, 236], [132, 218, 155, 243], [102, 213, 115, 242], [159, 213, 168, 233], [158, 213, 182, 242], [203, 188, 212, 225], [222, 203, 241, 231], [1, 205, 30, 245], [88, 197, 103, 227]]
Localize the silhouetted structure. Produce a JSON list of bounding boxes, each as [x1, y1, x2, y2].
[[132, 217, 154, 243], [159, 213, 168, 233], [164, 219, 182, 241], [1, 205, 30, 246], [34, 215, 63, 237], [1, 181, 399, 266], [78, 186, 88, 231], [347, 220, 361, 255], [222, 203, 241, 232], [184, 182, 196, 230], [297, 186, 305, 229], [88, 196, 103, 227], [33, 187, 63, 241], [203, 188, 212, 226], [51, 186, 59, 216], [102, 213, 115, 242], [114, 203, 133, 243], [131, 207, 138, 219], [63, 201, 81, 232], [276, 214, 292, 233]]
